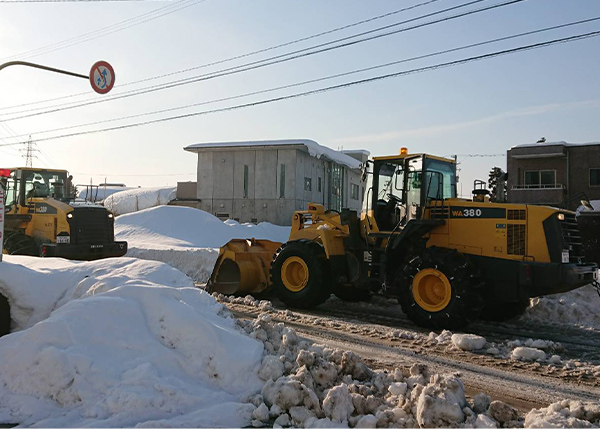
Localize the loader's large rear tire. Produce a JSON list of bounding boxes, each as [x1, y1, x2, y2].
[[479, 299, 530, 322], [397, 247, 484, 330], [4, 233, 38, 256], [270, 239, 331, 309]]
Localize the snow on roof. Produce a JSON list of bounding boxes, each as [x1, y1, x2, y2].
[[184, 139, 363, 170], [341, 149, 370, 155], [511, 140, 600, 149]]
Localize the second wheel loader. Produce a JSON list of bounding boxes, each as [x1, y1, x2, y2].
[[208, 149, 598, 329]]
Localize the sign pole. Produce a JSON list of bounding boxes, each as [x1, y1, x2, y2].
[[0, 184, 4, 262]]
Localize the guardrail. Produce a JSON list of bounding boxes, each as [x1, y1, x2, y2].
[[511, 184, 565, 190]]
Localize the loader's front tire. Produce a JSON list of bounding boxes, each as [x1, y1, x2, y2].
[[270, 240, 331, 309], [4, 233, 38, 256], [397, 247, 484, 330]]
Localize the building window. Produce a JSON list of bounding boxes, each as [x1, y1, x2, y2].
[[590, 168, 600, 187], [318, 177, 322, 193], [243, 165, 249, 198], [351, 183, 359, 200], [280, 164, 285, 198], [330, 164, 344, 212], [524, 170, 556, 188], [304, 177, 312, 191]]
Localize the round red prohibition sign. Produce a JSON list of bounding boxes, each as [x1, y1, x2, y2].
[[90, 61, 115, 94]]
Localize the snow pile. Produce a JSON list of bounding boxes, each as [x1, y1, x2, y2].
[[520, 285, 600, 330], [115, 205, 290, 282], [103, 186, 176, 216], [0, 256, 264, 427], [512, 347, 546, 362], [525, 400, 600, 428], [237, 313, 524, 428], [1, 256, 597, 428], [451, 333, 487, 351]]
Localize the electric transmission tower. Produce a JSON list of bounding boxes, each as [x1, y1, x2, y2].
[[20, 136, 37, 167]]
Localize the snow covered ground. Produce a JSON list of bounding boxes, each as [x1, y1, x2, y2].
[[1, 257, 598, 428]]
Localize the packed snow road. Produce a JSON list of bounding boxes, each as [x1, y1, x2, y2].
[[214, 290, 600, 415]]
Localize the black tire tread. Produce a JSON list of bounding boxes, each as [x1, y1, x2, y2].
[[397, 246, 484, 330], [270, 239, 331, 309], [4, 233, 38, 256]]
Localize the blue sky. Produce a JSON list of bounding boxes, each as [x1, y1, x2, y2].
[[0, 0, 599, 196]]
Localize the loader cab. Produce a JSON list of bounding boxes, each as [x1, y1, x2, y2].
[[362, 151, 457, 233], [3, 168, 74, 212]]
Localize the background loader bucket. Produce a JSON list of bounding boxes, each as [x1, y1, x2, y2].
[[207, 238, 282, 295]]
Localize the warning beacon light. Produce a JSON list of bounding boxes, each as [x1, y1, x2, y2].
[[0, 169, 10, 177], [400, 147, 408, 155]]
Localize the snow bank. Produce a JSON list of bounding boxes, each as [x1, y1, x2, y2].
[[520, 285, 600, 330], [0, 256, 263, 427], [451, 333, 486, 351], [525, 400, 600, 428], [103, 186, 176, 216], [115, 205, 290, 282], [234, 309, 524, 428], [1, 255, 596, 428]]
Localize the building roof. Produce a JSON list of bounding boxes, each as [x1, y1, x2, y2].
[[184, 139, 366, 170], [510, 140, 600, 149]]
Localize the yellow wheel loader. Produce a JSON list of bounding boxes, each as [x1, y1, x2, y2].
[[1, 167, 127, 260], [208, 150, 598, 329]]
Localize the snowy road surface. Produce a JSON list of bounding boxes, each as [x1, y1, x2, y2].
[[216, 292, 600, 416]]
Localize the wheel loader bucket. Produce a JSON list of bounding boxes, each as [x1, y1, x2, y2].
[[207, 238, 282, 295]]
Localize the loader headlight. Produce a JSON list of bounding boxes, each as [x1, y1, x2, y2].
[[108, 213, 114, 219], [557, 213, 565, 221], [67, 213, 73, 219]]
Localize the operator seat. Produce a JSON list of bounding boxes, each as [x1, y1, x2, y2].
[[31, 182, 49, 198]]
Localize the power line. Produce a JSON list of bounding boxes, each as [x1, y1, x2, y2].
[[23, 29, 600, 144], [0, 0, 442, 111], [0, 0, 203, 61], [13, 16, 600, 138], [1, 0, 524, 121], [0, 0, 175, 3]]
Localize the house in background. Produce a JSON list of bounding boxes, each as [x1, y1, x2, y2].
[[183, 139, 369, 225], [506, 140, 600, 210]]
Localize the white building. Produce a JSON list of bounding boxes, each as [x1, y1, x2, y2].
[[183, 139, 369, 225]]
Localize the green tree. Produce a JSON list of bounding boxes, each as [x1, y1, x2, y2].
[[488, 167, 507, 202]]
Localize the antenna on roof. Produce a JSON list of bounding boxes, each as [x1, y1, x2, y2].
[[536, 137, 546, 143]]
